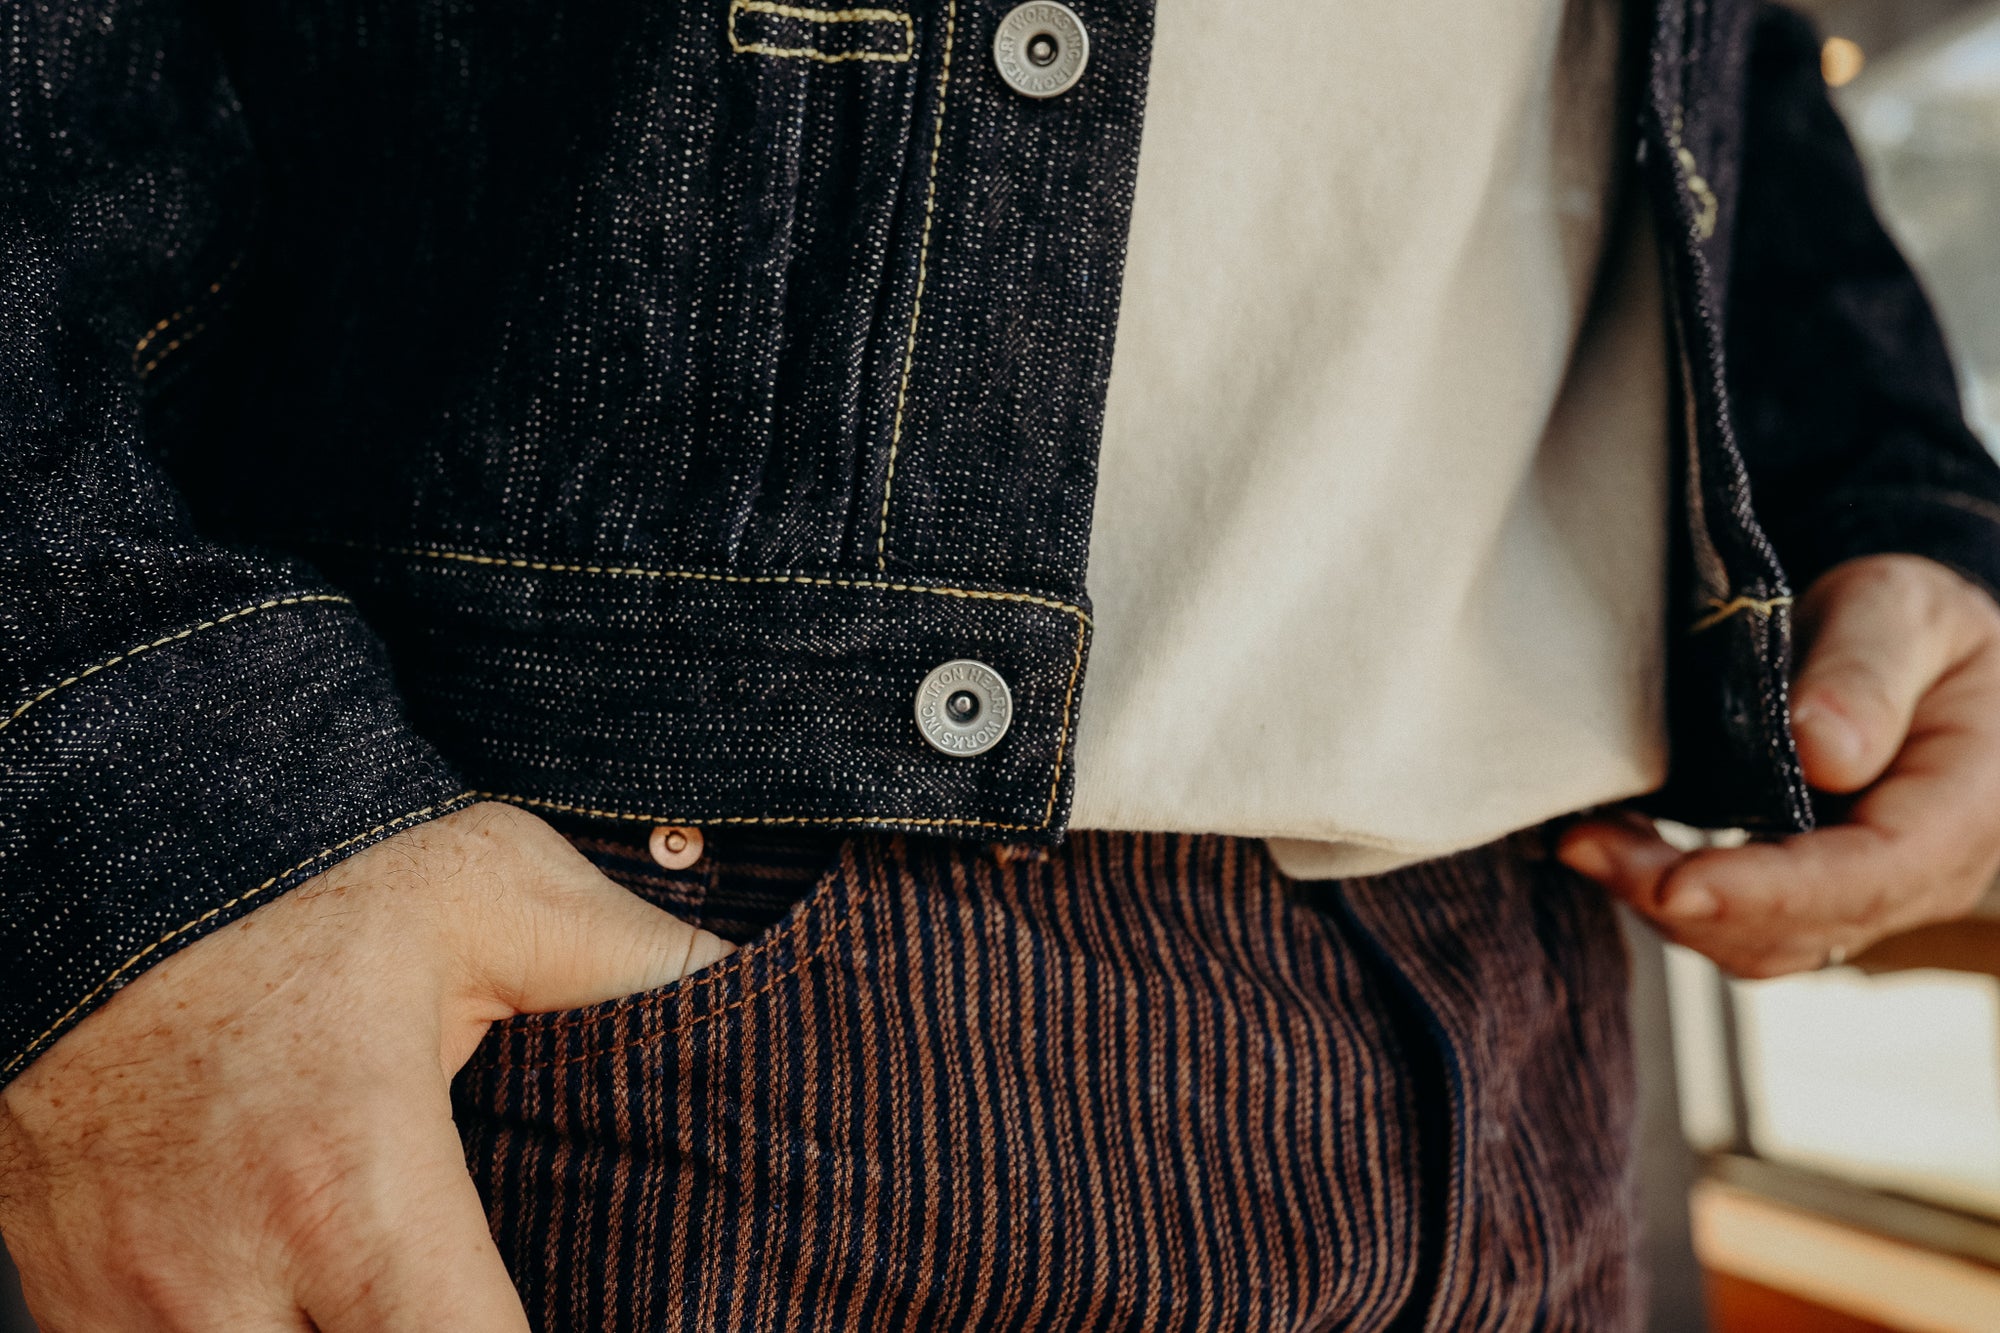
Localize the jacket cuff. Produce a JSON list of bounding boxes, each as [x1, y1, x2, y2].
[[0, 595, 471, 1088], [1776, 485, 2000, 610]]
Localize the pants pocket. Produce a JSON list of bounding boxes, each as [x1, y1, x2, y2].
[[454, 831, 889, 1330], [459, 830, 860, 1075]]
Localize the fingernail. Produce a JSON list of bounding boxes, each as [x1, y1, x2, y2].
[[1559, 838, 1615, 881], [1793, 700, 1862, 766], [1663, 883, 1720, 920]]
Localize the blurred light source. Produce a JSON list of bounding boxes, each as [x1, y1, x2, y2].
[[1823, 35, 1867, 87]]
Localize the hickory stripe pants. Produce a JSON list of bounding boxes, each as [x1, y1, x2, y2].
[[455, 828, 1638, 1331]]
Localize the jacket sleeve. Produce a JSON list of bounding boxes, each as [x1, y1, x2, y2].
[[1726, 4, 2000, 605], [0, 4, 470, 1088]]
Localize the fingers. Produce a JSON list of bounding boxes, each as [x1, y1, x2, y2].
[[1559, 819, 1829, 977], [1645, 827, 1911, 976], [1556, 816, 1699, 916], [1561, 768, 1998, 979], [293, 1113, 530, 1333], [1789, 556, 1985, 793], [1582, 558, 2000, 976], [0, 800, 587, 1333]]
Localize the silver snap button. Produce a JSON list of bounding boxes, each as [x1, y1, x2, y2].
[[915, 659, 1013, 757], [994, 3, 1089, 99]]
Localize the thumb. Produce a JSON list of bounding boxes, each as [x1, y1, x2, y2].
[[462, 818, 735, 1020], [1791, 560, 1957, 794], [503, 865, 735, 1017]]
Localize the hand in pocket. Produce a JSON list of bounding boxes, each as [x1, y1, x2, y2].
[[0, 801, 730, 1331]]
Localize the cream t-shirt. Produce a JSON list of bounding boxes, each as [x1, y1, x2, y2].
[[1068, 0, 1670, 877]]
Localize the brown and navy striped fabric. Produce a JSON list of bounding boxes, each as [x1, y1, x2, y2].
[[454, 828, 1637, 1331]]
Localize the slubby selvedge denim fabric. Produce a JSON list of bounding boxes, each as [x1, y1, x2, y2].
[[3, 0, 1999, 1086], [457, 829, 1638, 1331]]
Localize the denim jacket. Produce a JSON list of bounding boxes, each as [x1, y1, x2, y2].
[[3, 0, 1997, 1085]]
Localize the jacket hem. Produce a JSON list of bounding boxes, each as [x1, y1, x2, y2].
[[304, 539, 1092, 842], [0, 597, 471, 1088]]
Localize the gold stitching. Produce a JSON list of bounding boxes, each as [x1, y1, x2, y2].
[[0, 794, 478, 1078], [1690, 594, 1793, 633], [0, 595, 354, 737], [311, 536, 1091, 622], [474, 790, 1043, 834], [739, 0, 909, 17], [133, 251, 244, 379], [727, 0, 915, 64], [876, 0, 955, 569], [1668, 109, 1719, 241], [324, 534, 1093, 832], [1040, 612, 1086, 827], [139, 323, 208, 378]]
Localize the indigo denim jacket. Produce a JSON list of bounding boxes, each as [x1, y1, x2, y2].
[[4, 0, 1998, 1084]]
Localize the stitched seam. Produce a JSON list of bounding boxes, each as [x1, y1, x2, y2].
[[311, 536, 1091, 621], [138, 321, 215, 378], [133, 251, 245, 378], [0, 595, 354, 738], [875, 0, 955, 569], [494, 891, 869, 1067], [0, 794, 478, 1079], [1690, 593, 1792, 633], [475, 790, 1043, 833], [325, 532, 1093, 831], [1041, 612, 1086, 826], [727, 0, 914, 63], [740, 0, 910, 18], [495, 849, 871, 1046], [1668, 108, 1718, 241]]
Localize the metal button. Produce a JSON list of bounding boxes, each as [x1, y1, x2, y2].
[[915, 659, 1013, 756], [994, 3, 1089, 99], [648, 824, 704, 870]]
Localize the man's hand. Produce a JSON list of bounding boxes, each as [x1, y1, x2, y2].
[[0, 801, 731, 1331], [1560, 554, 2000, 978]]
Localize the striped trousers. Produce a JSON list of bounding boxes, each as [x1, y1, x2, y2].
[[455, 828, 1638, 1331]]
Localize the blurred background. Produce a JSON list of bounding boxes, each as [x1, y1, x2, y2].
[[1637, 2, 2000, 1329], [4, 2, 2000, 1329]]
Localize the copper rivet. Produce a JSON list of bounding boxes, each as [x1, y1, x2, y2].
[[648, 824, 704, 870]]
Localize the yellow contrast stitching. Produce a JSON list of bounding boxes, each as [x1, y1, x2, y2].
[[727, 0, 915, 63], [1668, 109, 1718, 241], [138, 322, 212, 378], [875, 0, 955, 569], [1040, 612, 1086, 826], [470, 586, 1086, 834], [133, 251, 244, 379], [315, 536, 1091, 622], [1690, 594, 1793, 633], [0, 595, 354, 738], [476, 790, 1041, 833], [0, 794, 478, 1079], [324, 534, 1093, 831]]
